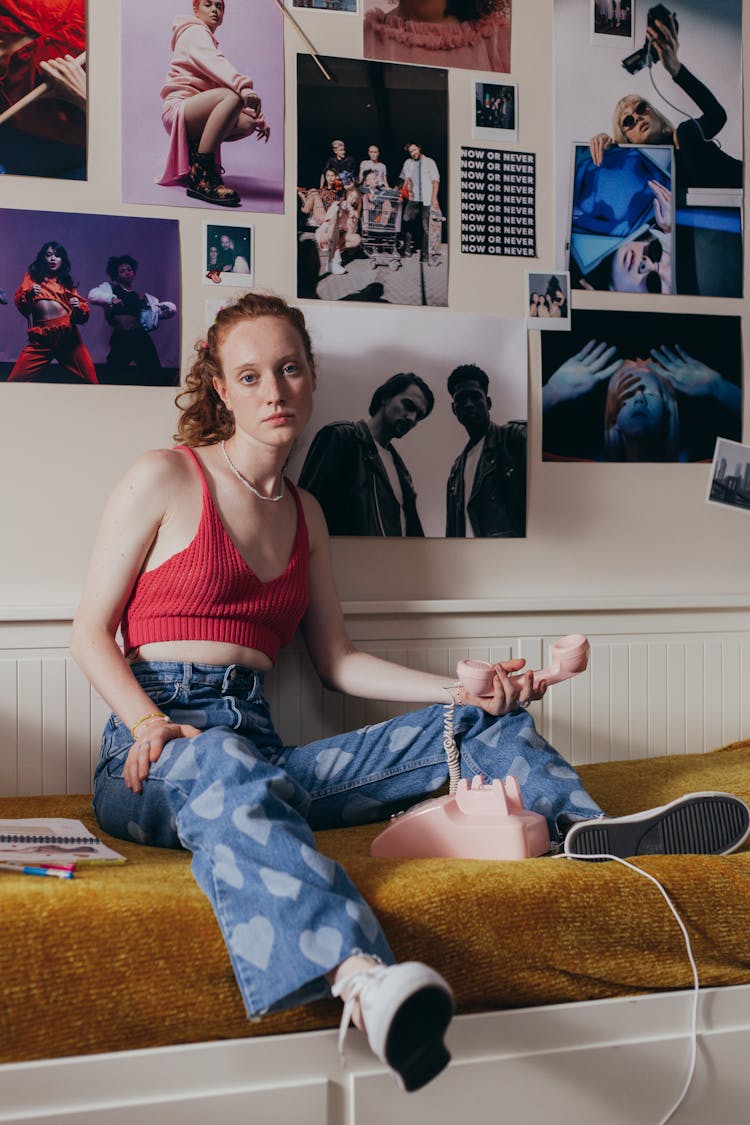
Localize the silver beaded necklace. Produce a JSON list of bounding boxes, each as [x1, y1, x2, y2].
[[221, 440, 285, 502]]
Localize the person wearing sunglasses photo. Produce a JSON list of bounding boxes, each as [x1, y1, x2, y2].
[[588, 13, 742, 197], [573, 178, 673, 294]]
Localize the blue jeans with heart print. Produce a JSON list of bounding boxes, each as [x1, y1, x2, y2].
[[92, 661, 603, 1017]]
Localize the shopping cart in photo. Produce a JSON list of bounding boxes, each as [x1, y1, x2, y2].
[[360, 189, 403, 271]]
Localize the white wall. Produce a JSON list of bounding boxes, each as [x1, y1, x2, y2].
[[1, 0, 748, 613]]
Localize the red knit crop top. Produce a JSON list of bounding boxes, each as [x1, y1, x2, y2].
[[121, 446, 309, 661]]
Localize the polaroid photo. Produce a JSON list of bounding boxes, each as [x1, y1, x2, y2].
[[526, 271, 570, 330], [591, 0, 634, 47], [706, 438, 750, 515], [472, 81, 518, 144], [204, 223, 254, 288]]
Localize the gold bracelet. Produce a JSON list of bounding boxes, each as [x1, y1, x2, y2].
[[130, 712, 169, 739]]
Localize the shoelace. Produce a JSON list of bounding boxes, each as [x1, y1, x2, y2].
[[330, 958, 386, 1057]]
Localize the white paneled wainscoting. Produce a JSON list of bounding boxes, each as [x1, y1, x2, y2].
[[2, 598, 750, 798]]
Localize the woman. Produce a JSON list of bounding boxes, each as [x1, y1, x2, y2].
[[71, 295, 748, 1090], [298, 168, 344, 229], [603, 363, 679, 461], [589, 14, 742, 195], [157, 0, 270, 208], [9, 241, 97, 383], [88, 255, 177, 382], [315, 187, 362, 275], [363, 0, 510, 73]]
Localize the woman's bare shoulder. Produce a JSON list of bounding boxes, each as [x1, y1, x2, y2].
[[115, 447, 201, 506], [296, 486, 329, 549]]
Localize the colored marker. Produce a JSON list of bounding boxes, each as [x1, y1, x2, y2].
[[0, 861, 73, 879]]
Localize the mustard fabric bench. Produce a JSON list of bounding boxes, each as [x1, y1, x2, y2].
[[4, 742, 750, 1065]]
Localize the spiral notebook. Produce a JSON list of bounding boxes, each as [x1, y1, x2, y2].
[[0, 818, 126, 865]]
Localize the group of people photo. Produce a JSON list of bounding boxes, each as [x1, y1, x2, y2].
[[286, 306, 528, 539], [296, 55, 449, 307]]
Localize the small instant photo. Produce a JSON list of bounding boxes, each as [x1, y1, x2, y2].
[[526, 271, 570, 330], [472, 81, 518, 144], [591, 0, 634, 47], [706, 438, 750, 515], [292, 0, 357, 11], [204, 223, 254, 288]]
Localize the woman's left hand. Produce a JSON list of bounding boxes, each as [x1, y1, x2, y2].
[[39, 54, 87, 110], [254, 113, 271, 143], [460, 659, 546, 717]]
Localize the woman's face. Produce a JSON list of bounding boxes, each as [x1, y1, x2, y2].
[[194, 0, 225, 30], [324, 169, 337, 187], [368, 146, 380, 161], [615, 369, 666, 436], [214, 315, 316, 449], [618, 98, 666, 144], [611, 238, 671, 294], [43, 246, 62, 274]]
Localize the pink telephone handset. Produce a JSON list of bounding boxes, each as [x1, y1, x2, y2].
[[456, 633, 590, 698], [370, 634, 590, 862]]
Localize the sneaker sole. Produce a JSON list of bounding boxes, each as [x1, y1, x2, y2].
[[384, 984, 454, 1093], [565, 794, 750, 860]]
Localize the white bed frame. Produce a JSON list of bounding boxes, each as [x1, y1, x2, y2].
[[3, 598, 750, 1123]]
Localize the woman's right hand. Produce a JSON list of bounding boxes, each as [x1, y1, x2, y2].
[[543, 339, 622, 409], [647, 14, 680, 78], [31, 283, 41, 297], [124, 719, 201, 794], [590, 132, 614, 165]]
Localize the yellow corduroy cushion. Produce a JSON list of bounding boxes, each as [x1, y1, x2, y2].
[[3, 742, 750, 1063]]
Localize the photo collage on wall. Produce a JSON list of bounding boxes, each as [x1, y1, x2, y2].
[[549, 0, 744, 475], [0, 0, 746, 524]]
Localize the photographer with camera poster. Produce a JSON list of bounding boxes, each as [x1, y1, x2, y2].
[[555, 0, 743, 299]]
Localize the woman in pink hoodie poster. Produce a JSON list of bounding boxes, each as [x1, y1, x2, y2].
[[157, 0, 270, 207]]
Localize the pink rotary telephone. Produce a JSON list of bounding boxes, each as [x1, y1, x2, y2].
[[456, 632, 590, 698], [370, 634, 590, 861]]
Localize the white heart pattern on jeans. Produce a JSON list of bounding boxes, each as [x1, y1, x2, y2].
[[258, 866, 302, 899], [313, 747, 354, 781], [229, 916, 275, 970], [299, 925, 343, 967], [345, 899, 380, 942], [190, 779, 226, 819], [232, 804, 272, 845], [387, 725, 422, 753], [213, 843, 244, 888], [300, 842, 336, 884], [222, 736, 256, 768], [166, 743, 199, 781]]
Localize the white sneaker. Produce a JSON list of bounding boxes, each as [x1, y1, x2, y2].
[[564, 791, 750, 860], [332, 960, 454, 1092], [331, 252, 348, 275]]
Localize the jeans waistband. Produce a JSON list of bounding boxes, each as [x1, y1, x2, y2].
[[129, 660, 264, 699]]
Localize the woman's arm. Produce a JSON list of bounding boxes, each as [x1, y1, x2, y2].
[[648, 16, 727, 139], [180, 23, 255, 99], [297, 493, 541, 715], [70, 451, 200, 792]]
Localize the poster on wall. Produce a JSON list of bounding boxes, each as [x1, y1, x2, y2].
[[0, 0, 87, 180], [566, 143, 674, 293], [460, 146, 536, 256], [204, 222, 253, 288], [541, 309, 742, 463], [297, 55, 448, 307], [0, 209, 180, 386], [286, 305, 527, 538], [362, 0, 511, 73], [555, 0, 743, 298], [121, 0, 284, 213]]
